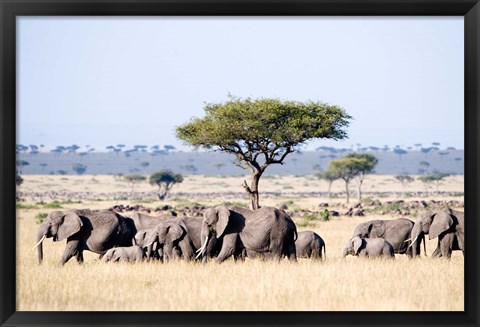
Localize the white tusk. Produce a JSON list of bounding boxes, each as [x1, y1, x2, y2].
[[407, 235, 419, 249], [32, 235, 46, 250], [145, 241, 154, 247], [195, 236, 209, 259], [403, 238, 411, 243]]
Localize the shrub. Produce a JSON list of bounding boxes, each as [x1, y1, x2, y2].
[[320, 209, 330, 221], [35, 213, 48, 225]]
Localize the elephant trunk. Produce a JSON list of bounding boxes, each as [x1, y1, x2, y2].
[[342, 246, 349, 257], [197, 223, 211, 261], [409, 223, 424, 257]]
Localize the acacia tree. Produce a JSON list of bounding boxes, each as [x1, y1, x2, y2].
[[328, 153, 378, 203], [149, 170, 183, 200], [123, 174, 146, 197], [315, 170, 340, 198], [176, 96, 351, 209], [394, 174, 414, 198]]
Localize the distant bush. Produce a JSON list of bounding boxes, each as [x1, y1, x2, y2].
[[43, 201, 63, 209], [35, 213, 48, 224], [320, 209, 330, 221], [16, 203, 39, 209]]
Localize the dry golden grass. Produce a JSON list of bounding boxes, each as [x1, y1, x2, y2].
[[16, 175, 464, 311]]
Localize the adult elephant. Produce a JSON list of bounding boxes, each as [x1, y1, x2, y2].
[[351, 218, 423, 256], [197, 206, 297, 263], [128, 212, 173, 231], [409, 208, 464, 258], [33, 209, 135, 265]]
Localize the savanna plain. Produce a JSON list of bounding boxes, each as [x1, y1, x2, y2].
[[16, 174, 464, 311]]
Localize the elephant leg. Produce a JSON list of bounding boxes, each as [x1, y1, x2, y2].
[[431, 241, 442, 258], [440, 233, 454, 258], [76, 251, 84, 264], [286, 242, 297, 261], [178, 240, 194, 261], [215, 234, 237, 263], [60, 240, 80, 265]]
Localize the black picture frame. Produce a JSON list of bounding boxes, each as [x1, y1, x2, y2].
[[1, 1, 478, 326]]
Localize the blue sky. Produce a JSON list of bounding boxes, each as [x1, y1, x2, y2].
[[17, 17, 464, 152]]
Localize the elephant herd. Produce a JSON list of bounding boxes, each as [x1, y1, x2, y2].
[[33, 205, 464, 265]]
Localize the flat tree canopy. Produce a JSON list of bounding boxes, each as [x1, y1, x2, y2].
[[149, 170, 183, 200], [176, 96, 351, 209]]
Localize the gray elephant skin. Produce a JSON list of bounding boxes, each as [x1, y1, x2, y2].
[[343, 236, 395, 259], [351, 218, 422, 256], [295, 231, 326, 260], [103, 246, 145, 262], [198, 206, 297, 263], [134, 229, 161, 260], [145, 216, 217, 261], [409, 208, 464, 258], [34, 209, 135, 265]]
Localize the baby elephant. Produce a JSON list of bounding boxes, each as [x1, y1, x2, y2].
[[343, 237, 394, 259], [295, 231, 326, 260], [103, 246, 145, 263]]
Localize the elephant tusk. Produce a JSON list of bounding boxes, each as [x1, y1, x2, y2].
[[195, 236, 209, 259], [32, 235, 46, 250], [407, 235, 419, 249], [145, 241, 154, 247], [403, 238, 411, 243]]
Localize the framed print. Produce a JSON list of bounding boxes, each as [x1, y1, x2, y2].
[[1, 0, 479, 326]]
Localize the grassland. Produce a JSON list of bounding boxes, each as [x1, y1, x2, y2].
[[16, 174, 464, 311]]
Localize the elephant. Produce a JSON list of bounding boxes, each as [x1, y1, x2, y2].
[[134, 229, 161, 260], [128, 211, 173, 231], [409, 208, 464, 258], [145, 217, 199, 261], [34, 209, 135, 265], [351, 218, 423, 256], [295, 231, 326, 260], [197, 206, 297, 263], [103, 246, 145, 263], [343, 237, 395, 259]]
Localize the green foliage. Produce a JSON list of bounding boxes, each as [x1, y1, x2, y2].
[[149, 170, 183, 187], [315, 169, 340, 182], [124, 174, 147, 183], [394, 175, 414, 184], [16, 203, 39, 209], [418, 172, 450, 183], [328, 153, 378, 181], [43, 201, 63, 209], [320, 209, 330, 221], [72, 163, 88, 175], [176, 96, 351, 153], [35, 212, 48, 225]]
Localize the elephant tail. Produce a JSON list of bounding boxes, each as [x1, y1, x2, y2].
[[323, 243, 326, 261]]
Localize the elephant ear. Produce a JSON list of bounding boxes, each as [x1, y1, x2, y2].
[[429, 210, 453, 240], [167, 224, 184, 242], [353, 237, 364, 255], [369, 220, 386, 238], [56, 212, 83, 241], [216, 206, 230, 238]]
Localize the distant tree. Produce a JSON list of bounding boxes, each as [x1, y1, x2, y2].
[[176, 95, 351, 209], [393, 148, 407, 160], [164, 145, 176, 152], [420, 147, 433, 156], [454, 157, 462, 165], [446, 147, 456, 151], [418, 172, 450, 195], [16, 144, 29, 154], [327, 153, 378, 203], [140, 161, 150, 173], [438, 151, 449, 160], [315, 169, 340, 198], [16, 160, 29, 174], [123, 174, 146, 196], [419, 161, 430, 175], [149, 170, 183, 200], [57, 170, 68, 175], [394, 174, 414, 198], [79, 152, 88, 160], [432, 142, 441, 147], [414, 143, 422, 149], [16, 172, 23, 186], [214, 163, 226, 171], [106, 145, 115, 153], [181, 164, 198, 174], [72, 163, 88, 175], [39, 163, 48, 173]]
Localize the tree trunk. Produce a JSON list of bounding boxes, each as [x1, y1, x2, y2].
[[243, 171, 262, 210], [345, 180, 350, 204]]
